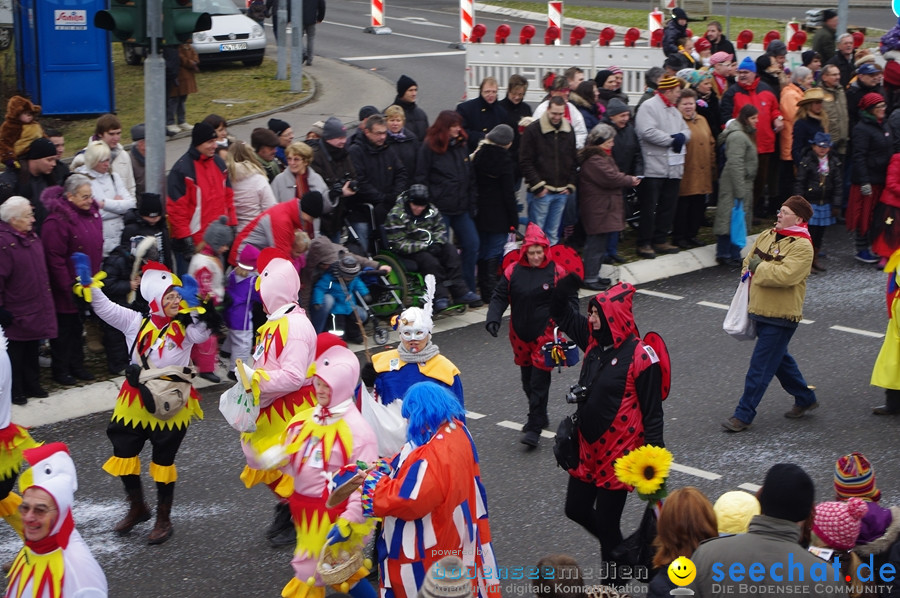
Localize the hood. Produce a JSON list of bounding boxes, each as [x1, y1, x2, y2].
[[255, 248, 301, 314], [518, 222, 551, 267], [231, 160, 262, 183], [589, 282, 639, 349], [140, 263, 181, 317], [39, 185, 68, 213], [5, 96, 40, 122], [18, 443, 77, 548], [314, 345, 359, 406], [718, 118, 746, 146]]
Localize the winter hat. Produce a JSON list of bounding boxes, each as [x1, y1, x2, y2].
[[203, 215, 234, 249], [812, 498, 868, 550], [801, 50, 821, 67], [766, 39, 788, 57], [756, 55, 773, 73], [656, 75, 685, 90], [267, 118, 291, 136], [672, 7, 688, 21], [138, 192, 163, 217], [737, 56, 757, 73], [885, 60, 900, 88], [606, 98, 631, 117], [237, 244, 261, 271], [130, 123, 146, 142], [822, 9, 838, 21], [695, 37, 712, 53], [608, 65, 623, 75], [835, 452, 881, 501], [797, 87, 826, 106], [757, 463, 816, 522], [25, 138, 57, 160], [486, 124, 514, 146], [859, 92, 886, 111], [664, 56, 685, 71], [418, 556, 471, 598], [322, 117, 347, 141], [397, 74, 417, 96], [781, 195, 813, 222], [714, 490, 761, 535], [299, 190, 324, 218], [406, 184, 430, 206], [191, 122, 217, 147], [358, 105, 379, 121], [587, 123, 616, 145], [710, 51, 733, 65], [811, 131, 833, 147], [337, 253, 360, 279], [595, 69, 613, 88], [858, 62, 883, 76]]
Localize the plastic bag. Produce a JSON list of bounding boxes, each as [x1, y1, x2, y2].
[[360, 385, 407, 457], [218, 360, 259, 432], [503, 228, 519, 256], [723, 272, 756, 340], [731, 199, 747, 249]]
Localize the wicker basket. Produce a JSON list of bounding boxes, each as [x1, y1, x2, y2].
[[316, 544, 363, 585]]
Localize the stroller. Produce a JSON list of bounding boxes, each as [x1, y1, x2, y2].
[[325, 256, 391, 347]]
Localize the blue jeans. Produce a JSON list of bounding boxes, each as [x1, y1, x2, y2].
[[441, 213, 480, 294], [733, 320, 817, 424], [309, 294, 335, 333], [348, 221, 371, 254], [478, 232, 506, 261], [527, 191, 568, 245], [716, 235, 743, 261]]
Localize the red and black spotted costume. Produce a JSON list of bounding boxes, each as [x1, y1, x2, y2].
[[486, 223, 583, 433], [550, 281, 665, 570]]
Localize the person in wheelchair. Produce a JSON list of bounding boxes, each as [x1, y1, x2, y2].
[[310, 253, 371, 344], [384, 184, 483, 311]]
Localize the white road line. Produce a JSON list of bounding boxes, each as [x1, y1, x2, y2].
[[697, 301, 729, 310], [496, 420, 523, 432], [799, 319, 814, 325], [739, 482, 761, 493], [830, 325, 885, 339], [466, 411, 486, 420], [670, 462, 722, 480], [342, 51, 465, 61], [327, 20, 458, 45], [540, 430, 556, 439], [636, 289, 683, 300]]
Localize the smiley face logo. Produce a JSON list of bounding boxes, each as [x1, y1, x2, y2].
[[667, 556, 696, 587]]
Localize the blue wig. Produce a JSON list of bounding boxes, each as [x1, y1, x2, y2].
[[401, 382, 466, 447]]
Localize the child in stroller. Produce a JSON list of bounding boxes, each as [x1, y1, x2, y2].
[[310, 253, 371, 343]]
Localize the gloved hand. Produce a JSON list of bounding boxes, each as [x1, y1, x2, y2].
[[328, 464, 361, 492], [670, 133, 686, 154], [485, 321, 500, 337], [748, 255, 762, 273], [861, 184, 873, 196], [555, 272, 583, 297], [71, 252, 106, 303], [360, 362, 377, 387], [178, 274, 202, 308], [0, 308, 12, 327], [325, 518, 352, 546], [172, 236, 195, 257]]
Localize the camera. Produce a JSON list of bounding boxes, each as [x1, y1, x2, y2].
[[565, 384, 588, 404], [331, 173, 359, 194]]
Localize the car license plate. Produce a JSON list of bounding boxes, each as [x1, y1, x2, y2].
[[220, 42, 247, 52]]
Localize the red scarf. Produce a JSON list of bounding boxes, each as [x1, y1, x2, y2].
[[775, 223, 811, 240]]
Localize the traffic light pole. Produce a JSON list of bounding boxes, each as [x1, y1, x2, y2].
[[290, 0, 302, 93], [276, 4, 287, 80], [144, 0, 166, 198]]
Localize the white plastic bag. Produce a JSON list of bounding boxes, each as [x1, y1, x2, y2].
[[723, 272, 757, 340], [359, 385, 407, 457], [218, 360, 259, 432]]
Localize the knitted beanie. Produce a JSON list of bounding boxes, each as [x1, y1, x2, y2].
[[268, 118, 291, 136], [812, 498, 868, 550], [397, 74, 417, 96], [191, 122, 217, 147], [835, 452, 881, 501], [714, 490, 761, 535], [738, 56, 757, 73], [203, 216, 234, 249], [758, 463, 815, 522]]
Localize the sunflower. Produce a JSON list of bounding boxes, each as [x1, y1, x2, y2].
[[614, 445, 673, 502]]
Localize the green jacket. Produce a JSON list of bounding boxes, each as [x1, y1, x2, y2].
[[743, 228, 813, 322], [384, 201, 448, 255]]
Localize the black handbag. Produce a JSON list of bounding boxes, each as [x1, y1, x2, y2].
[[609, 502, 658, 582], [553, 413, 581, 471]]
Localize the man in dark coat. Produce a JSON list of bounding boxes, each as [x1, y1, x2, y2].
[[0, 138, 65, 234], [662, 7, 689, 58], [387, 75, 429, 141], [826, 33, 857, 88], [456, 77, 509, 153], [846, 63, 887, 131], [347, 113, 408, 253], [704, 20, 736, 59], [310, 116, 359, 242], [812, 9, 839, 63]]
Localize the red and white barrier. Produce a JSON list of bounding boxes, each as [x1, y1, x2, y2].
[[548, 1, 562, 46], [365, 0, 392, 34], [460, 0, 474, 44], [785, 21, 800, 45], [649, 7, 663, 32], [665, 0, 677, 10]]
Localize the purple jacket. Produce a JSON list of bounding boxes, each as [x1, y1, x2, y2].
[[223, 270, 260, 331], [40, 186, 103, 314], [0, 220, 57, 340]]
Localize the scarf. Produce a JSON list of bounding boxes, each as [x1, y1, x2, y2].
[[817, 155, 830, 175], [397, 340, 440, 363], [130, 145, 145, 167], [293, 170, 309, 198], [388, 129, 406, 141], [774, 223, 811, 240]]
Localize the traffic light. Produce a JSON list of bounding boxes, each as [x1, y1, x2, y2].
[[95, 0, 148, 45], [162, 0, 211, 46]]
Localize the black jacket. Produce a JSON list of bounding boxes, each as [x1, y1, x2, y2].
[[100, 245, 135, 306], [845, 81, 886, 132], [414, 139, 475, 216], [311, 141, 359, 230], [0, 163, 67, 234], [826, 51, 856, 88], [347, 135, 408, 224], [386, 128, 420, 180], [791, 117, 825, 164], [456, 96, 509, 153], [472, 143, 518, 234], [707, 34, 737, 59], [498, 97, 532, 179], [120, 208, 174, 270], [851, 116, 892, 186], [387, 98, 429, 141], [793, 149, 842, 207], [662, 19, 687, 57], [486, 257, 561, 342], [602, 115, 644, 176]]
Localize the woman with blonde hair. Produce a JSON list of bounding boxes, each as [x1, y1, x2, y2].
[[226, 141, 276, 229], [647, 486, 718, 597], [76, 139, 136, 257], [384, 104, 419, 176]]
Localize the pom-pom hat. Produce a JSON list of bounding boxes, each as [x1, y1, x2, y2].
[[813, 498, 868, 550], [835, 452, 881, 501]]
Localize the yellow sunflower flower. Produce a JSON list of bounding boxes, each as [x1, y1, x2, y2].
[[614, 445, 673, 500]]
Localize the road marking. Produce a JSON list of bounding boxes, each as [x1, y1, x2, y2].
[[830, 325, 884, 339], [496, 420, 555, 439], [739, 482, 761, 493], [342, 50, 465, 61], [697, 301, 729, 310], [394, 16, 452, 28], [540, 430, 555, 439], [327, 20, 458, 45], [466, 411, 486, 420], [800, 319, 814, 325], [636, 289, 683, 300], [670, 462, 721, 480]]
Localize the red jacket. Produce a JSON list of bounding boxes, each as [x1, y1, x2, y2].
[[720, 78, 782, 154], [228, 199, 304, 267], [166, 147, 236, 243]]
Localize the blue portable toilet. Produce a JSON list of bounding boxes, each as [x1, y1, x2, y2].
[[15, 0, 114, 115]]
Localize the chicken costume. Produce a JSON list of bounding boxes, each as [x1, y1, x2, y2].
[[91, 263, 210, 544], [239, 249, 317, 543], [269, 343, 377, 598], [359, 382, 500, 598], [0, 325, 40, 538], [5, 442, 107, 598]]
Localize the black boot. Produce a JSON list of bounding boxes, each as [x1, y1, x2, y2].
[[478, 258, 500, 302], [265, 502, 292, 539], [114, 485, 152, 536]]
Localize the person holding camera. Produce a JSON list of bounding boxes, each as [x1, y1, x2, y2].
[[310, 117, 362, 244], [550, 277, 665, 582], [384, 185, 483, 310]]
